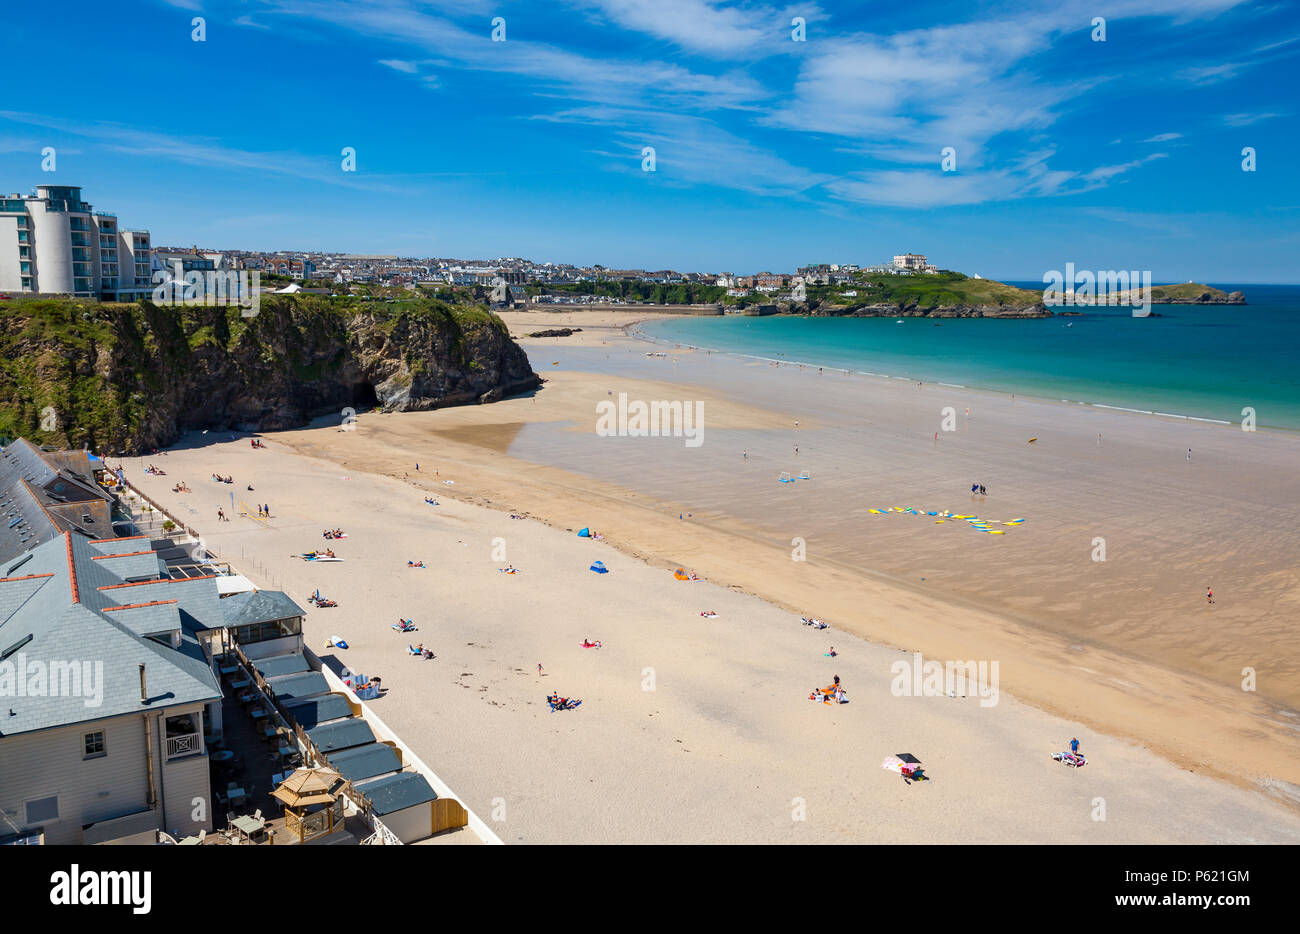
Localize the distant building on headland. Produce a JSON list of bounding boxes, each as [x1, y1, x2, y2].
[[0, 185, 152, 300], [892, 253, 938, 273]]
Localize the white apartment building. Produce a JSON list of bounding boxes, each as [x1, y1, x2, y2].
[[0, 185, 152, 299]]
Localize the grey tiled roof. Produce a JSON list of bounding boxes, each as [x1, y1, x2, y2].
[[86, 535, 155, 556], [252, 653, 310, 679], [101, 600, 182, 639], [354, 772, 437, 816], [328, 742, 402, 783], [0, 533, 221, 737], [90, 550, 168, 581], [281, 692, 352, 729], [307, 717, 376, 752], [263, 670, 329, 702], [220, 590, 306, 629], [0, 441, 118, 563]]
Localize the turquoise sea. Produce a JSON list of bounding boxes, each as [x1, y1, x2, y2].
[[641, 283, 1300, 431]]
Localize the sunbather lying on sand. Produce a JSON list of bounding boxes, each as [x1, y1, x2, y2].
[[498, 565, 518, 574], [700, 610, 718, 618], [408, 560, 425, 568]]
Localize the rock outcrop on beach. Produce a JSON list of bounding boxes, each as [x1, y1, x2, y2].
[[0, 295, 539, 454]]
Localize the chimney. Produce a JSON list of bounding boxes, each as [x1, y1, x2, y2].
[[139, 663, 147, 704]]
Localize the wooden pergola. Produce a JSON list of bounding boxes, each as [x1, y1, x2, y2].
[[271, 766, 348, 843]]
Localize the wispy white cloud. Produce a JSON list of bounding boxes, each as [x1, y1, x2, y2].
[[0, 110, 405, 193], [1143, 132, 1183, 142], [572, 0, 820, 55], [1222, 111, 1285, 126]]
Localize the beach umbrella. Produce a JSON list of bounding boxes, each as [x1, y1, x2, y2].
[[895, 753, 921, 764]]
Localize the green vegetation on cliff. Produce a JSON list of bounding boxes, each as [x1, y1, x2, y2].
[[527, 280, 730, 305], [0, 294, 534, 454], [828, 271, 1042, 308]]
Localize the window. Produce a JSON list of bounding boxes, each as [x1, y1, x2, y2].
[[83, 730, 106, 758], [24, 795, 59, 825], [234, 615, 302, 645]]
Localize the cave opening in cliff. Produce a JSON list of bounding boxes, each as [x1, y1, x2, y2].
[[351, 381, 379, 408]]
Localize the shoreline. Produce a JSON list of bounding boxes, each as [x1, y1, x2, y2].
[[627, 318, 1300, 435], [131, 429, 1300, 842], [255, 314, 1300, 812]]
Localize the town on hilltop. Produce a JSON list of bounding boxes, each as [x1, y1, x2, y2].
[[1, 181, 942, 306]]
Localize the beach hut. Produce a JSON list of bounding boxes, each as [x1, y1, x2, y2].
[[271, 766, 348, 844]]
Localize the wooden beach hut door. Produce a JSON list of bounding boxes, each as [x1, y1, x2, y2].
[[431, 798, 469, 835]]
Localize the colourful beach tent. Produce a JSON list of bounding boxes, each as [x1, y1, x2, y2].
[[577, 528, 591, 537], [589, 561, 609, 574]]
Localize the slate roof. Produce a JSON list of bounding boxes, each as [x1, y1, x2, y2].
[[0, 532, 222, 737], [263, 670, 329, 702], [353, 772, 437, 817], [281, 692, 352, 729], [221, 590, 307, 630], [307, 717, 376, 752], [252, 653, 311, 679], [328, 742, 402, 783], [0, 441, 119, 563], [90, 550, 168, 581]]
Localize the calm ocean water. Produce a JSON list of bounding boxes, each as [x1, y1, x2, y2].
[[642, 283, 1300, 431]]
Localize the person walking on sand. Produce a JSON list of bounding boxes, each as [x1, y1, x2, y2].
[[1206, 586, 1214, 605], [537, 663, 544, 676], [1187, 448, 1192, 462], [1070, 737, 1080, 756]]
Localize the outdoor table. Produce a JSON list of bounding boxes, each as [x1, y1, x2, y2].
[[219, 665, 239, 677], [230, 678, 251, 690], [211, 749, 235, 763], [178, 835, 203, 845], [261, 725, 278, 740], [249, 708, 268, 721], [227, 786, 248, 807], [230, 815, 266, 842]]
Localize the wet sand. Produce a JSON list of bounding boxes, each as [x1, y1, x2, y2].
[[126, 310, 1300, 841]]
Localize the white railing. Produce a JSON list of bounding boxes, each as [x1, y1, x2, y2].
[[367, 815, 403, 846], [165, 732, 202, 760]]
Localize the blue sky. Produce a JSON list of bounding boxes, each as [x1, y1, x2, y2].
[[3, 0, 1297, 280]]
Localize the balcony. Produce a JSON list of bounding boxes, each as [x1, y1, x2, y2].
[[165, 731, 204, 761]]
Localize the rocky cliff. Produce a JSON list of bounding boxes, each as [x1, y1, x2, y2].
[[0, 295, 539, 455]]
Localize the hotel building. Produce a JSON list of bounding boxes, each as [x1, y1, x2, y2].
[[0, 185, 152, 300]]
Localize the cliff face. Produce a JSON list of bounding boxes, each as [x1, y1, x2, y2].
[[0, 296, 539, 454]]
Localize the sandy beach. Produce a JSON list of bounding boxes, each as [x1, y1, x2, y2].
[[128, 309, 1300, 843]]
